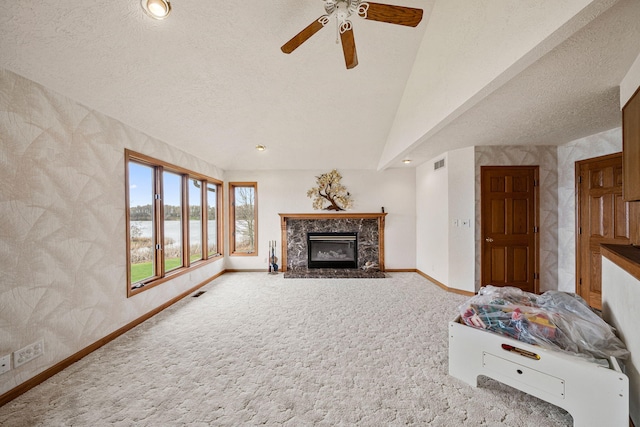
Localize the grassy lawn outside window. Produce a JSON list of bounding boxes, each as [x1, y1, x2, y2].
[[125, 150, 223, 296]]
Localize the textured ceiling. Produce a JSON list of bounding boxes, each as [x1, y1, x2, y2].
[[0, 0, 430, 171], [1, 0, 639, 171], [403, 0, 640, 166]]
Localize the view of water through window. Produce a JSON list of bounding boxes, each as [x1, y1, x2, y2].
[[130, 220, 216, 246], [128, 156, 221, 288]]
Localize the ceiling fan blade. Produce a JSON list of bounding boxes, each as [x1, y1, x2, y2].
[[362, 2, 423, 27], [281, 16, 328, 54], [340, 27, 358, 69]]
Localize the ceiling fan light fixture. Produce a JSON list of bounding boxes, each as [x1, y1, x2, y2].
[[141, 0, 171, 20], [281, 0, 423, 69]]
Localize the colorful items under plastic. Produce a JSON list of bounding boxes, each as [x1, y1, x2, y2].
[[458, 286, 629, 362]]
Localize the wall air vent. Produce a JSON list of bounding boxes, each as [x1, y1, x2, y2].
[[434, 158, 445, 170]]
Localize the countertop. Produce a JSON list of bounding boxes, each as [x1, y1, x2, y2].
[[601, 244, 640, 282]]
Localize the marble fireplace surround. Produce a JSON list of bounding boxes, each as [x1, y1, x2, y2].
[[279, 213, 387, 272]]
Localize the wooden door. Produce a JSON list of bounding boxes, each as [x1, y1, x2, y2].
[[623, 86, 640, 201], [481, 166, 539, 293], [577, 153, 630, 310]]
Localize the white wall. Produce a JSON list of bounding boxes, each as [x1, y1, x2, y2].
[[379, 0, 612, 168], [556, 128, 622, 292], [416, 153, 450, 284], [415, 147, 475, 291], [447, 147, 476, 292], [602, 258, 640, 426], [223, 168, 417, 271], [0, 68, 225, 396]]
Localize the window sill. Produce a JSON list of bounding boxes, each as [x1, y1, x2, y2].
[[128, 254, 223, 297]]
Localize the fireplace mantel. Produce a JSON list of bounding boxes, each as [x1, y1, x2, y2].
[[279, 213, 387, 272]]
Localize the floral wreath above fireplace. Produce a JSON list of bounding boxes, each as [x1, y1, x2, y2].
[[306, 169, 353, 211]]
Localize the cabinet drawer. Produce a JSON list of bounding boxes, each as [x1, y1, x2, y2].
[[482, 352, 565, 398]]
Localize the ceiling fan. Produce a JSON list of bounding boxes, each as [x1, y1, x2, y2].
[[281, 0, 423, 69]]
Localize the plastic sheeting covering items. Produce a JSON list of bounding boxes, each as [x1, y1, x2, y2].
[[459, 286, 629, 362]]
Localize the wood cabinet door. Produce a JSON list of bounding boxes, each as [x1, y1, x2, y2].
[[481, 166, 539, 294], [577, 153, 630, 309], [623, 87, 640, 201]]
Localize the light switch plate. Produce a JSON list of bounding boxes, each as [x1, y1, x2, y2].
[[14, 339, 44, 368]]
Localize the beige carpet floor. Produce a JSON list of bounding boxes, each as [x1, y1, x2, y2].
[[0, 273, 573, 426]]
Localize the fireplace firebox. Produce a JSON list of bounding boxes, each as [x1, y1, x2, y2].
[[307, 232, 358, 269]]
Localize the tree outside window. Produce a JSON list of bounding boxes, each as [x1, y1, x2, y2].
[[230, 182, 257, 255]]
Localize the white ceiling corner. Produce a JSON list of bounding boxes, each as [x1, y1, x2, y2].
[[388, 0, 640, 168]]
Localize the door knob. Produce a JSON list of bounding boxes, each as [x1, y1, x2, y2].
[[485, 237, 494, 242]]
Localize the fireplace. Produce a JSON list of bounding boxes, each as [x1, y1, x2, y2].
[[307, 232, 358, 269], [279, 213, 387, 275]]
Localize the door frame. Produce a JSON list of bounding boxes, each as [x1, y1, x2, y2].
[[480, 165, 540, 294]]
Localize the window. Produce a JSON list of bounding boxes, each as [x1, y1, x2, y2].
[[163, 171, 183, 273], [206, 182, 219, 257], [126, 150, 223, 296], [229, 182, 257, 255], [128, 162, 156, 284], [188, 178, 203, 262]]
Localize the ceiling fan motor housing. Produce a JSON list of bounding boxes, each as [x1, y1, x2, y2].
[[324, 0, 369, 21]]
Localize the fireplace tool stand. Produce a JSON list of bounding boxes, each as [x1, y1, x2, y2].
[[268, 240, 279, 274]]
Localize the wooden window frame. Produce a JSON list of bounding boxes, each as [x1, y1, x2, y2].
[[229, 182, 258, 256], [187, 176, 204, 264], [125, 150, 223, 297], [205, 181, 222, 258]]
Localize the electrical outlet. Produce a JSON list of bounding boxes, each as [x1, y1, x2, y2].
[[0, 354, 10, 374], [14, 339, 44, 368]]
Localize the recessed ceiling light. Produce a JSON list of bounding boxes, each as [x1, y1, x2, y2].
[[402, 159, 412, 164], [141, 0, 171, 20], [256, 145, 267, 151]]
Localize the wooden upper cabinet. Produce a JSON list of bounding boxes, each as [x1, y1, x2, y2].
[[623, 86, 640, 201]]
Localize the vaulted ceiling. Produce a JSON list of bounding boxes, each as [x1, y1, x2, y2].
[[1, 0, 639, 171]]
